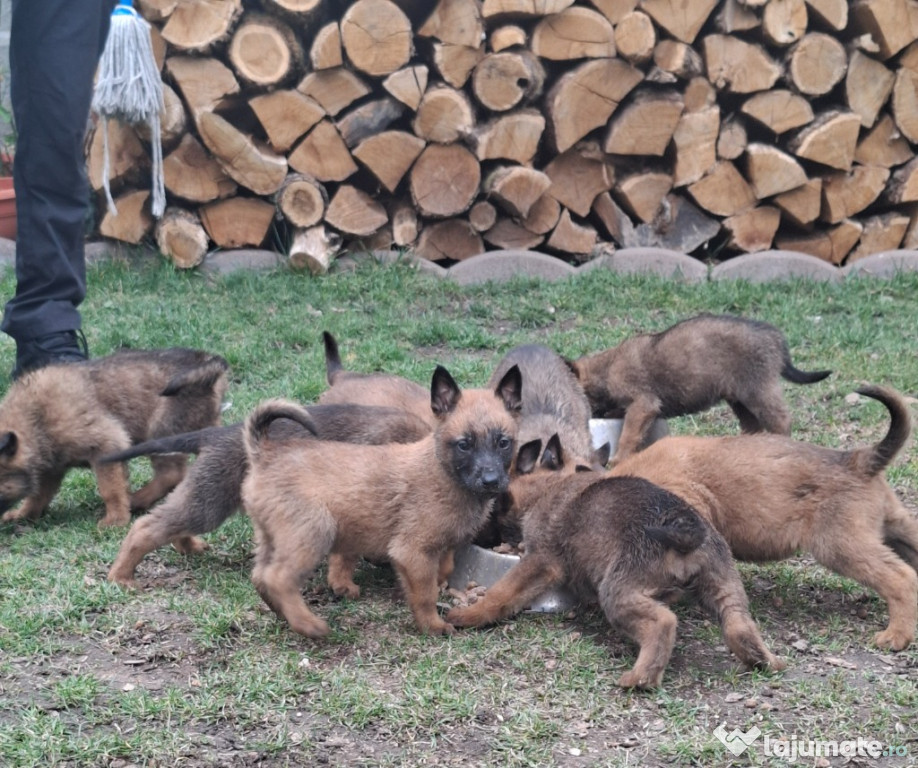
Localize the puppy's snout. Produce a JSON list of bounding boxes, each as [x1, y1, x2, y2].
[[480, 469, 504, 491]]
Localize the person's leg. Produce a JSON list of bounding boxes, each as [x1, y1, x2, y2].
[[2, 0, 115, 377]]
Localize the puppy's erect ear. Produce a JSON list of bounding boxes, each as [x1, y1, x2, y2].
[[322, 331, 343, 385], [592, 441, 611, 468], [540, 433, 564, 471], [575, 465, 593, 473], [563, 357, 581, 381], [515, 439, 542, 475], [431, 365, 462, 416], [494, 363, 523, 414], [0, 431, 17, 459]]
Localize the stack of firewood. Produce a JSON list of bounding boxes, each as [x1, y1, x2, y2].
[[87, 0, 918, 271]]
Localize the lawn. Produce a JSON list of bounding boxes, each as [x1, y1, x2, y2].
[[0, 253, 916, 767]]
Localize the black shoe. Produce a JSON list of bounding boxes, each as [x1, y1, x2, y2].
[[11, 330, 90, 380]]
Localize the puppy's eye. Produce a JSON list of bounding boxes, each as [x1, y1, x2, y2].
[[497, 436, 512, 451], [456, 438, 471, 452]]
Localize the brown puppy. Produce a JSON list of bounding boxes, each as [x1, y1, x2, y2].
[[611, 384, 918, 650], [104, 404, 432, 586], [569, 314, 831, 464], [318, 331, 435, 428], [0, 348, 228, 527], [447, 435, 785, 688], [241, 364, 522, 638]]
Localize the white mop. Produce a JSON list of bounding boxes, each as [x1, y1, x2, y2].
[[91, 0, 165, 218]]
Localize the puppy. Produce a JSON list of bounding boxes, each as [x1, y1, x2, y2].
[[318, 331, 436, 428], [447, 435, 785, 688], [0, 348, 228, 527], [241, 364, 522, 638], [611, 385, 918, 650], [569, 314, 831, 464], [105, 404, 432, 586]]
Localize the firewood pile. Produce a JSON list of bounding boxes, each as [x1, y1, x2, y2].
[[87, 0, 918, 272]]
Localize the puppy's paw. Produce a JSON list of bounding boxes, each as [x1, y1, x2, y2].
[[290, 617, 331, 639], [98, 514, 130, 529], [331, 582, 361, 600], [617, 668, 662, 690], [173, 536, 209, 555], [2, 506, 34, 523], [874, 628, 912, 651], [444, 607, 481, 628], [106, 571, 137, 589], [765, 655, 787, 672]]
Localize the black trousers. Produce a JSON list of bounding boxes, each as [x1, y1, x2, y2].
[[1, 0, 116, 342]]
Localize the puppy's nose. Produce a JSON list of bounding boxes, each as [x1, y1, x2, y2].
[[480, 470, 503, 490]]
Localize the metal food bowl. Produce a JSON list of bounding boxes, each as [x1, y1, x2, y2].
[[448, 418, 669, 613]]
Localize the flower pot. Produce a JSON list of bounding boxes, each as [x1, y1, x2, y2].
[[0, 177, 16, 240]]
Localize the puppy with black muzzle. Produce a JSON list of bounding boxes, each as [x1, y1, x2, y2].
[[104, 404, 433, 586], [611, 384, 918, 651], [446, 435, 785, 688], [569, 314, 831, 464], [0, 348, 228, 527], [241, 365, 522, 638]]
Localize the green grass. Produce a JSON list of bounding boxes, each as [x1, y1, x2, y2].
[[1, 254, 917, 767]]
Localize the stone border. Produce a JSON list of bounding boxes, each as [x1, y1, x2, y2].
[[4, 238, 918, 283]]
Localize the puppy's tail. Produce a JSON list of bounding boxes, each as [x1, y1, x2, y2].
[[244, 399, 318, 464], [99, 425, 237, 463], [323, 331, 344, 386], [645, 497, 708, 555], [162, 355, 230, 396], [850, 385, 913, 477], [781, 347, 831, 385]]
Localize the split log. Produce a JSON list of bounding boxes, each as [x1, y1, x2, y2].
[[391, 201, 420, 246], [545, 58, 642, 152], [773, 178, 822, 226], [851, 0, 915, 60], [288, 225, 342, 274], [543, 141, 615, 216], [687, 161, 756, 216], [603, 90, 684, 156], [518, 193, 560, 235], [163, 134, 237, 202], [671, 106, 719, 186], [481, 0, 575, 18], [840, 115, 895, 173], [288, 120, 358, 182], [739, 90, 813, 134], [263, 0, 325, 20], [415, 219, 483, 261], [228, 14, 302, 87], [340, 0, 413, 76], [805, 0, 847, 31], [472, 51, 545, 112], [137, 0, 178, 23], [847, 213, 909, 262], [716, 118, 747, 160], [310, 22, 343, 70], [590, 0, 637, 24], [702, 35, 782, 93], [198, 112, 288, 195], [297, 68, 371, 116], [482, 218, 545, 250], [410, 144, 481, 218], [325, 185, 389, 236], [546, 209, 597, 256], [625, 194, 719, 251], [470, 110, 545, 163], [137, 84, 186, 148], [722, 206, 780, 252], [683, 76, 717, 111], [164, 56, 239, 117], [614, 11, 656, 63], [885, 158, 918, 204], [744, 143, 807, 198], [336, 98, 405, 147], [615, 171, 673, 223], [413, 86, 476, 143], [249, 90, 325, 153], [788, 110, 861, 170], [155, 207, 209, 269], [199, 197, 275, 248], [775, 220, 862, 264], [484, 166, 551, 218], [87, 120, 148, 192], [160, 0, 242, 53], [468, 201, 498, 233], [820, 165, 890, 223], [892, 69, 918, 143], [787, 33, 847, 96], [717, 0, 759, 33], [382, 66, 429, 110], [431, 43, 485, 88], [276, 173, 328, 228], [846, 51, 894, 127], [531, 7, 616, 60], [418, 0, 484, 47], [592, 191, 634, 246], [653, 40, 703, 78], [352, 130, 426, 193], [490, 25, 527, 51], [99, 190, 153, 244], [763, 0, 807, 46], [641, 0, 718, 43]]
